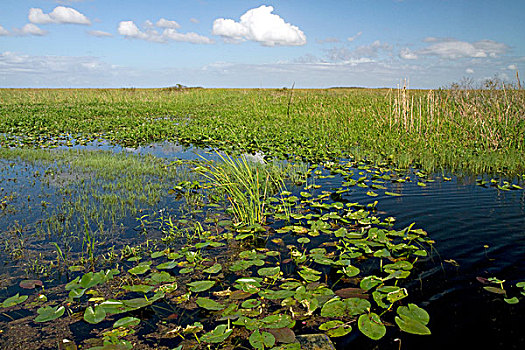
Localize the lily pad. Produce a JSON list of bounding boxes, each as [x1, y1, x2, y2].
[[84, 305, 107, 324], [187, 280, 215, 293], [113, 316, 141, 328], [358, 313, 386, 340], [395, 315, 431, 335], [258, 266, 280, 277], [128, 264, 151, 275], [19, 280, 43, 289], [201, 324, 233, 343], [35, 305, 65, 322], [196, 297, 225, 311], [1, 293, 28, 308], [249, 329, 276, 350]]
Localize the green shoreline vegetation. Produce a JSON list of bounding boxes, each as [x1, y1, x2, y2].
[[1, 80, 524, 176]]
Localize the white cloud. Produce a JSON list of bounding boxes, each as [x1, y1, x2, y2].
[[327, 40, 391, 62], [0, 25, 9, 36], [156, 18, 180, 29], [212, 5, 306, 46], [118, 21, 149, 39], [347, 31, 362, 42], [87, 30, 112, 37], [11, 23, 48, 36], [418, 38, 508, 59], [118, 20, 213, 44], [399, 48, 418, 60], [162, 29, 214, 44], [507, 64, 517, 70], [29, 6, 91, 25], [466, 68, 474, 74]]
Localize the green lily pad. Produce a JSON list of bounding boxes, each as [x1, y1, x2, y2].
[[156, 260, 177, 270], [249, 330, 275, 350], [258, 266, 280, 277], [358, 313, 386, 340], [396, 303, 430, 325], [187, 280, 215, 293], [395, 315, 431, 335], [504, 297, 519, 304], [196, 297, 225, 311], [321, 298, 345, 317], [203, 263, 222, 274], [201, 324, 233, 343], [113, 316, 141, 328], [84, 305, 107, 324], [35, 305, 65, 322], [123, 284, 154, 294], [1, 293, 28, 308], [148, 271, 176, 284], [128, 264, 151, 275], [241, 299, 261, 309]]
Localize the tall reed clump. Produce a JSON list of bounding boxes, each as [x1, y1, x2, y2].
[[199, 153, 285, 227], [387, 77, 525, 173]]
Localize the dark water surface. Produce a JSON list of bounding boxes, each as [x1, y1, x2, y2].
[[1, 142, 524, 349], [327, 174, 525, 349]]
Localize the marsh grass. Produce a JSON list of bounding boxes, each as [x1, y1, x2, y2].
[[198, 153, 287, 227], [1, 82, 524, 175]]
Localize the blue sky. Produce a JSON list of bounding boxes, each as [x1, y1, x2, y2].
[[1, 0, 524, 88]]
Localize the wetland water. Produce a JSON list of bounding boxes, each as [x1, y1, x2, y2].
[[0, 142, 524, 349]]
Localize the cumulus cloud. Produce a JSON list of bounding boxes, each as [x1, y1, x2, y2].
[[418, 38, 508, 59], [118, 20, 213, 44], [212, 5, 306, 46], [347, 31, 362, 42], [29, 6, 91, 25], [156, 18, 180, 29], [507, 64, 517, 70], [466, 68, 474, 74], [87, 30, 112, 37]]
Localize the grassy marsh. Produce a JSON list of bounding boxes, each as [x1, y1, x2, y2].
[[1, 83, 524, 175]]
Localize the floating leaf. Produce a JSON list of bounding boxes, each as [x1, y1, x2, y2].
[[156, 260, 177, 270], [344, 298, 371, 316], [196, 297, 224, 311], [266, 327, 296, 343], [241, 299, 261, 309], [504, 297, 519, 304], [84, 305, 106, 324], [249, 330, 276, 350], [128, 264, 151, 275], [187, 280, 215, 293], [35, 305, 65, 322], [483, 286, 506, 295], [319, 320, 352, 337], [19, 280, 43, 289], [358, 313, 386, 340], [258, 266, 280, 277], [396, 303, 430, 325], [1, 293, 28, 308], [148, 271, 176, 284], [123, 285, 154, 294], [395, 316, 431, 335], [321, 299, 345, 317], [201, 324, 233, 343], [203, 263, 222, 274], [113, 316, 140, 328]]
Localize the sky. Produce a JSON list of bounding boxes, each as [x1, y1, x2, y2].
[[1, 0, 524, 88]]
